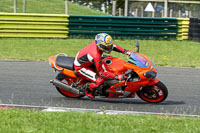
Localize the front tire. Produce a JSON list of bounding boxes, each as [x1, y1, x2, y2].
[[55, 73, 84, 98], [136, 81, 168, 103]]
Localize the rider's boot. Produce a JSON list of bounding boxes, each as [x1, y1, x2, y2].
[[85, 82, 97, 98], [85, 87, 95, 98], [85, 77, 104, 98]]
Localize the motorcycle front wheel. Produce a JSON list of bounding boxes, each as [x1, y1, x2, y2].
[[55, 73, 84, 98], [136, 81, 168, 103]]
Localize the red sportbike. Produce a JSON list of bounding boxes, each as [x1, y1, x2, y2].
[[49, 41, 168, 103]]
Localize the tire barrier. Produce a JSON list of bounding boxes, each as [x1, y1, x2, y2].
[[68, 15, 178, 40], [189, 18, 200, 42], [0, 13, 197, 41], [0, 13, 69, 38], [177, 18, 189, 41]]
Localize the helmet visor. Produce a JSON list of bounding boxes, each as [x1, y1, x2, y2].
[[99, 44, 113, 53]]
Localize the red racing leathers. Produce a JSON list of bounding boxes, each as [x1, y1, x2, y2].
[[74, 40, 128, 89]]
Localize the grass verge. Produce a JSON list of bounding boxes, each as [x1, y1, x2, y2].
[[0, 38, 200, 67], [0, 109, 200, 133], [0, 0, 108, 15]]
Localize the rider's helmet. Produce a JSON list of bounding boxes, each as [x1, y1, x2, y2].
[[95, 33, 113, 54]]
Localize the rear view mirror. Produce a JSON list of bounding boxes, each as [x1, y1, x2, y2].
[[135, 40, 139, 52]]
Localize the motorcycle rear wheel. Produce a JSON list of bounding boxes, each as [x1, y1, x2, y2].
[[136, 81, 168, 103], [55, 73, 84, 98]]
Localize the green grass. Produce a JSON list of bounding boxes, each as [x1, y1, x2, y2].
[[0, 0, 108, 15], [0, 109, 199, 133], [0, 38, 200, 67]]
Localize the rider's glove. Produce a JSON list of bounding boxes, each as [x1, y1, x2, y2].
[[102, 54, 112, 59], [124, 50, 132, 56], [115, 74, 127, 81]]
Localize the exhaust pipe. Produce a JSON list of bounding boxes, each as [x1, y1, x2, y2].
[[50, 79, 80, 95]]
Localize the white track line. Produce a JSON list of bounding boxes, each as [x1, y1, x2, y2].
[[0, 104, 199, 118]]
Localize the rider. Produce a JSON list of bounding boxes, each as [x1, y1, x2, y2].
[[74, 33, 132, 98]]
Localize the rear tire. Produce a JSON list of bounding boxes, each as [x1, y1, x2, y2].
[[136, 81, 168, 103], [55, 73, 84, 98]]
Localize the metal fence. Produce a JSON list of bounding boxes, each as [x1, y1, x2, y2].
[[127, 0, 200, 18], [1, 0, 200, 18]]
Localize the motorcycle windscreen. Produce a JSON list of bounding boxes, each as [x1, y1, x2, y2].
[[127, 53, 149, 68]]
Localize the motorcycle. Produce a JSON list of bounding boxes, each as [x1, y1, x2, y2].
[[48, 40, 168, 103]]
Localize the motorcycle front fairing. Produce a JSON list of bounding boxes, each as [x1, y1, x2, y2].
[[126, 52, 157, 74], [124, 52, 159, 92]]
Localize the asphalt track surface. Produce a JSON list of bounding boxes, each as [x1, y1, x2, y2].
[[0, 60, 200, 115]]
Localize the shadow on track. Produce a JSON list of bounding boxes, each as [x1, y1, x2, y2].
[[57, 96, 186, 105]]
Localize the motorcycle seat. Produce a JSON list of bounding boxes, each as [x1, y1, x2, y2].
[[56, 56, 75, 70]]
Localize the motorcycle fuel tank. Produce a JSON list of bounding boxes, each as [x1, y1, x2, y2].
[[102, 57, 126, 75]]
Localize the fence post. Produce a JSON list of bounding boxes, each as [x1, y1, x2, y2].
[[112, 1, 116, 16], [14, 0, 17, 13], [164, 0, 168, 17], [23, 0, 27, 13], [189, 11, 192, 18], [135, 8, 138, 17], [178, 10, 181, 18], [152, 3, 157, 17], [141, 6, 143, 17], [170, 9, 173, 17], [119, 8, 122, 16], [161, 10, 164, 17], [152, 11, 155, 17], [65, 0, 68, 14], [124, 0, 128, 16]]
